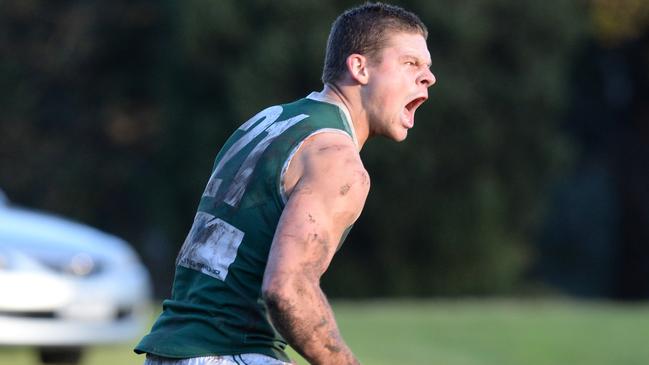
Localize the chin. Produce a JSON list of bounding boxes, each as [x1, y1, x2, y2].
[[389, 130, 409, 142]]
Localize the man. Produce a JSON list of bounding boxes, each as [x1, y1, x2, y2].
[[135, 2, 435, 365]]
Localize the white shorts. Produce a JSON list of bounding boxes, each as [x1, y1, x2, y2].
[[144, 354, 292, 365]]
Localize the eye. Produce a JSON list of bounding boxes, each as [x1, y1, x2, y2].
[[405, 61, 416, 66]]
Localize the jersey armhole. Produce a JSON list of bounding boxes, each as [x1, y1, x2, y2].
[[278, 128, 354, 205]]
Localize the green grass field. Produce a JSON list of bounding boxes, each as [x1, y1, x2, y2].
[[2, 299, 649, 365]]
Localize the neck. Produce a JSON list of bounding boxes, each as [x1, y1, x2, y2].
[[320, 83, 369, 149]]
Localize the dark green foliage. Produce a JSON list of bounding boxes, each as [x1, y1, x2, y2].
[[0, 0, 586, 297]]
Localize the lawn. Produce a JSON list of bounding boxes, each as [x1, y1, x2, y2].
[[2, 299, 648, 365]]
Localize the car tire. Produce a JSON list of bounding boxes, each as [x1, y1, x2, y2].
[[38, 346, 83, 364]]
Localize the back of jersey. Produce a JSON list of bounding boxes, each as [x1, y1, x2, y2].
[[135, 95, 355, 361]]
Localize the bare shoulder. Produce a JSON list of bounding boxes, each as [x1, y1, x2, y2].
[[286, 132, 370, 201], [268, 131, 370, 284]]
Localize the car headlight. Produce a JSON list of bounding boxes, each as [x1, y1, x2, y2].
[[40, 252, 104, 277], [66, 253, 97, 276], [0, 246, 104, 277]]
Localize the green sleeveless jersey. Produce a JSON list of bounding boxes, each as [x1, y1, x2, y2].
[[135, 93, 357, 361]]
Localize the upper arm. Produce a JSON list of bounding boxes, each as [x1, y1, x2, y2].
[[263, 132, 369, 292]]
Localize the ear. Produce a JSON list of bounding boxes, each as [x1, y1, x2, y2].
[[345, 54, 370, 85]]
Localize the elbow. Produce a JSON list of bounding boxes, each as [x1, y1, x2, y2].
[[262, 274, 306, 316], [261, 279, 303, 349], [262, 270, 318, 317], [261, 283, 280, 307], [261, 278, 287, 310], [262, 281, 293, 325], [262, 290, 282, 318]]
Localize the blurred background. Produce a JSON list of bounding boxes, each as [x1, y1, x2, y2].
[[0, 0, 649, 365], [3, 0, 649, 364]]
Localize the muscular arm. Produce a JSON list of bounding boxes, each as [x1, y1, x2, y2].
[[262, 133, 369, 365]]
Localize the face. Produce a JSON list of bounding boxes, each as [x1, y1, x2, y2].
[[361, 32, 435, 142]]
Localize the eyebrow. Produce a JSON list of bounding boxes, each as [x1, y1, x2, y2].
[[402, 55, 432, 69]]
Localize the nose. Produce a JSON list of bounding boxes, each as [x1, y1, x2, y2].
[[418, 69, 436, 88]]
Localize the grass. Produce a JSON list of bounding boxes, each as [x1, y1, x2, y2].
[[2, 299, 649, 365]]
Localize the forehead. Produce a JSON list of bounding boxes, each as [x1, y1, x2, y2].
[[380, 32, 431, 63]]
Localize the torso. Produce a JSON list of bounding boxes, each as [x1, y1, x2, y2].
[[135, 95, 357, 361]]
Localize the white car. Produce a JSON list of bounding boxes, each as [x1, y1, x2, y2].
[[0, 190, 152, 364]]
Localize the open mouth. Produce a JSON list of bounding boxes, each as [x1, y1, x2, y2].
[[406, 96, 427, 113], [402, 96, 427, 127]]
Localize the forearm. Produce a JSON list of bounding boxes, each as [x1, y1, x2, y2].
[[264, 279, 360, 365]]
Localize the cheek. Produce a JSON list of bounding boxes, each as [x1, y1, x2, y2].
[[365, 82, 389, 109], [384, 73, 410, 98], [367, 72, 405, 112], [374, 79, 401, 104]]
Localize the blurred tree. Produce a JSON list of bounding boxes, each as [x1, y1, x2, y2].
[[536, 0, 649, 300], [590, 0, 649, 46], [0, 0, 587, 297]]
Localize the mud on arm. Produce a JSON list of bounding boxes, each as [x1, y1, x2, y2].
[[262, 134, 369, 365]]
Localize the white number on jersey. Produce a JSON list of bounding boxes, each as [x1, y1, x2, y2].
[[177, 105, 308, 280], [202, 105, 308, 208]]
